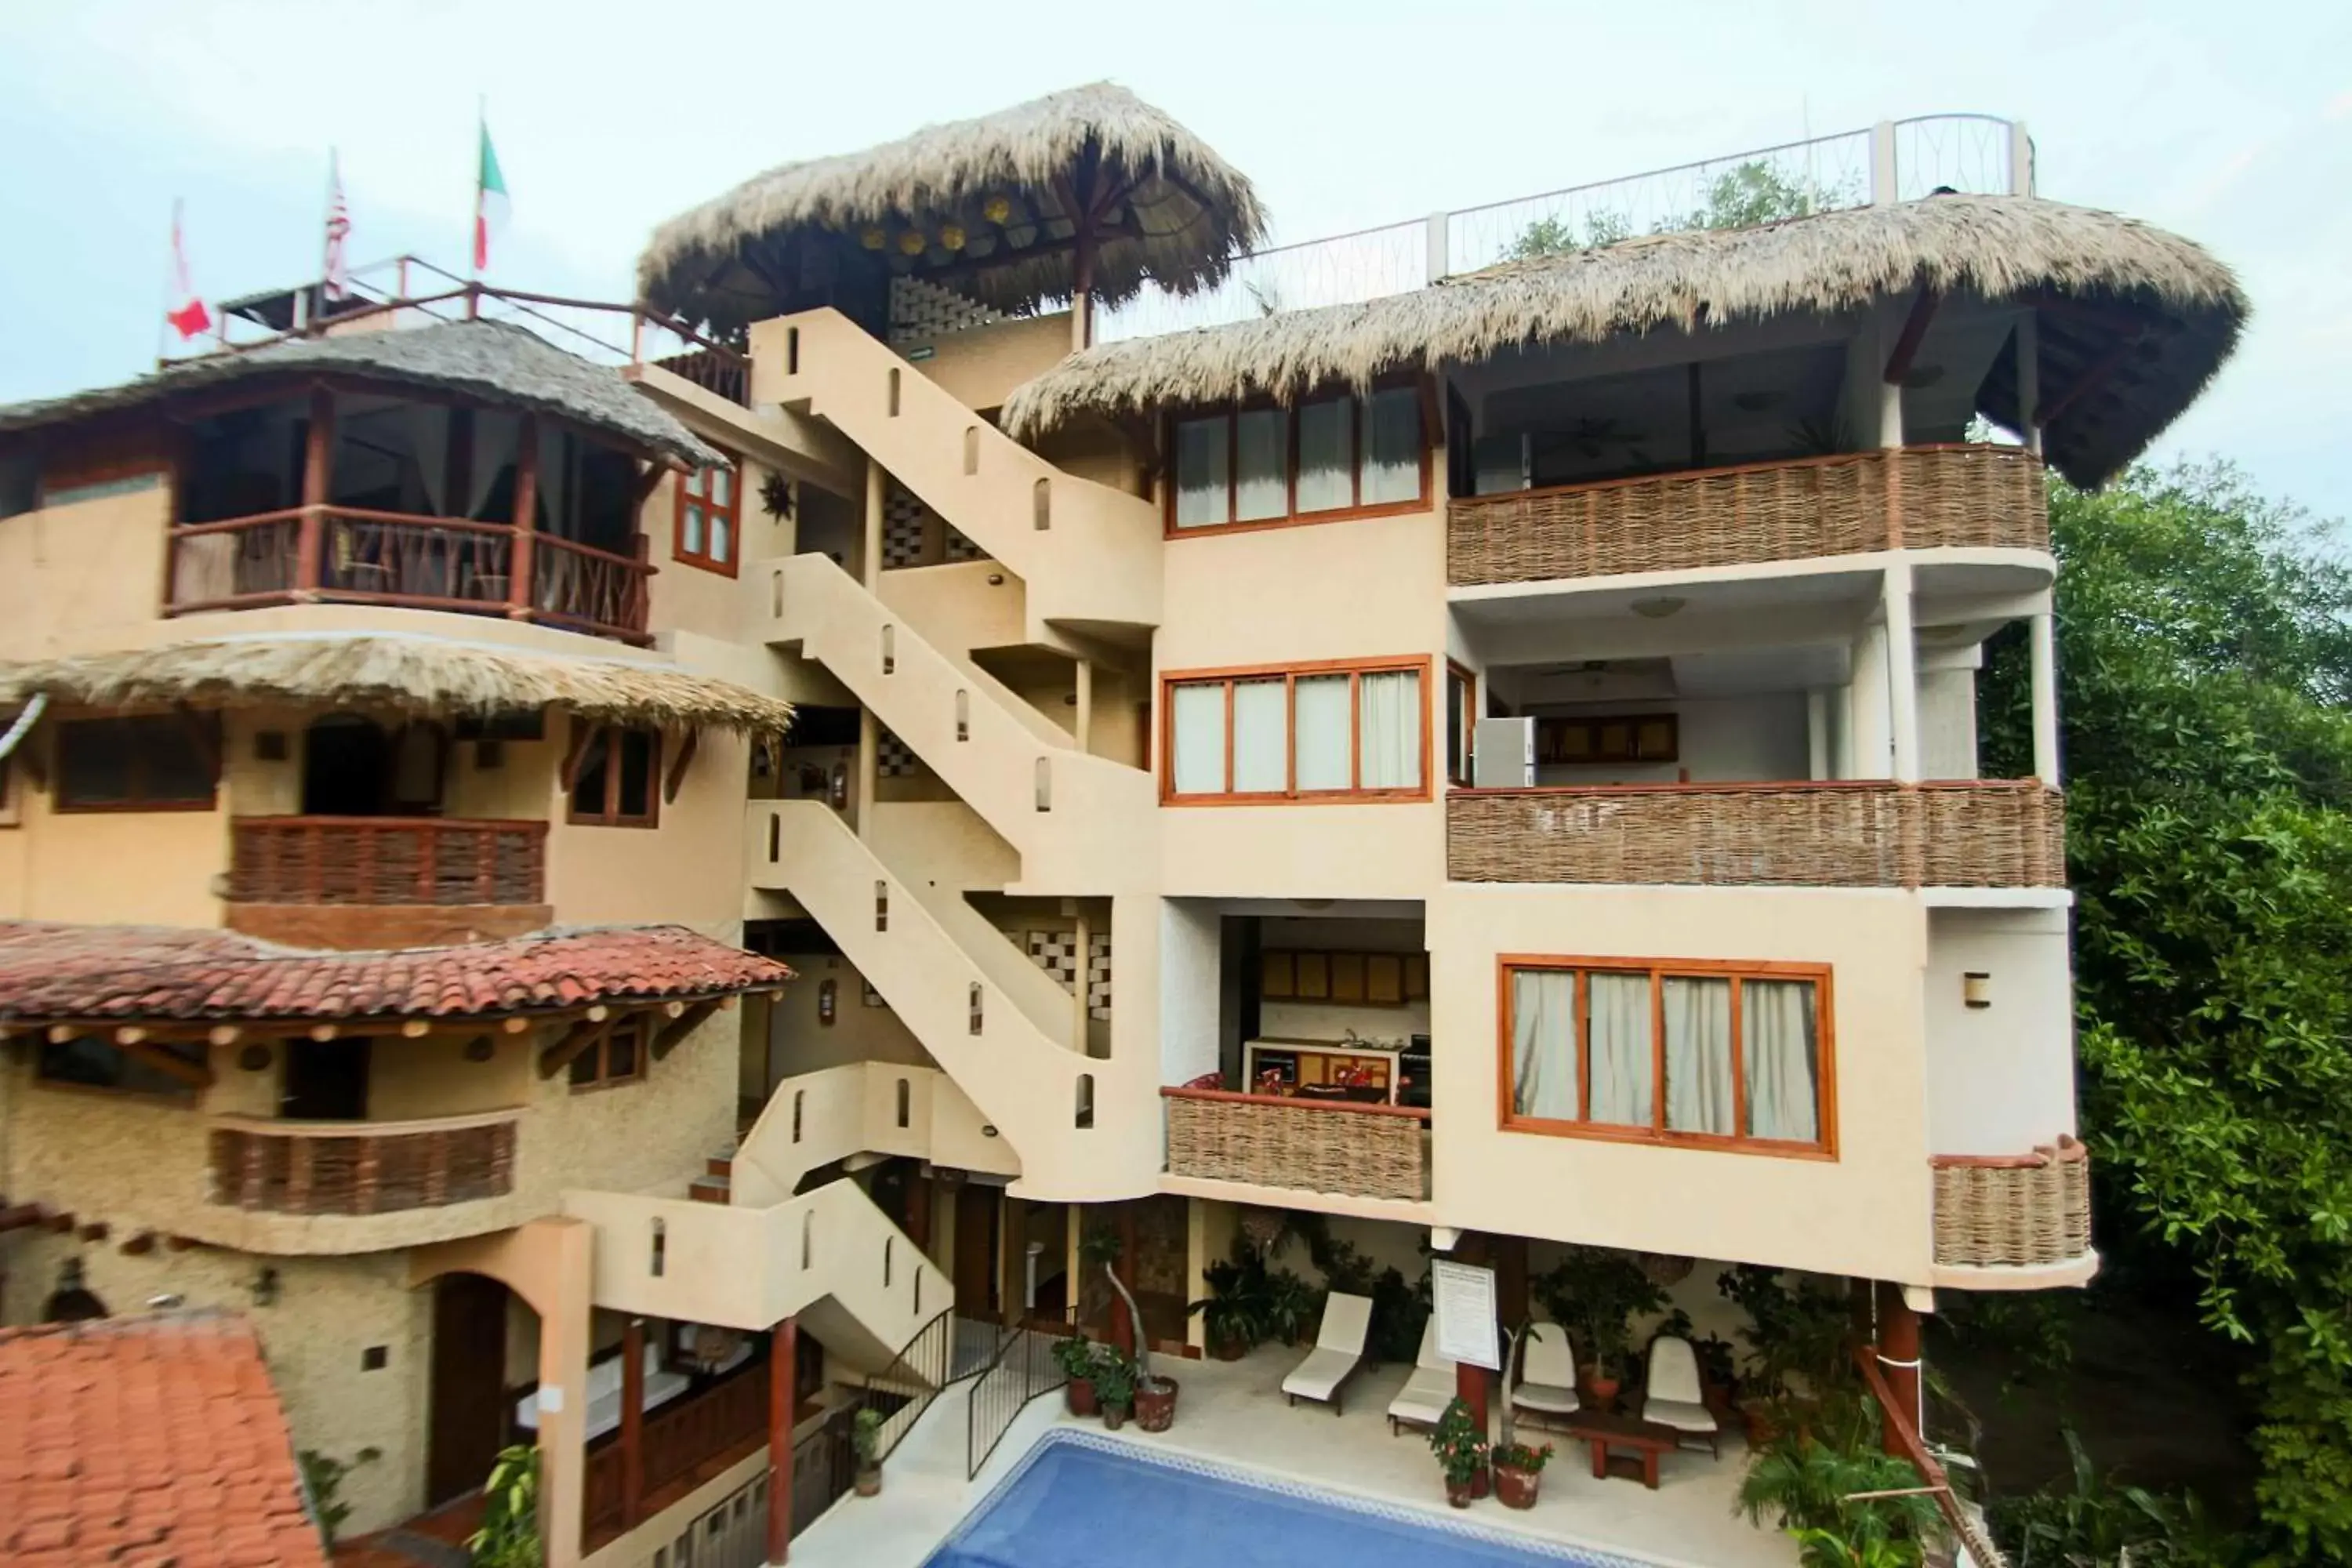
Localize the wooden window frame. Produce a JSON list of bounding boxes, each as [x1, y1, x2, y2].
[[1495, 954, 1838, 1160], [1160, 655, 1433, 806], [568, 1017, 648, 1092], [673, 448, 742, 577], [1445, 660, 1479, 787], [52, 712, 220, 815], [567, 725, 662, 829], [1163, 379, 1432, 539]]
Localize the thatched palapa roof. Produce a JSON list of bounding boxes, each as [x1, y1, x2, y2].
[[0, 320, 720, 470], [637, 82, 1266, 332], [1001, 194, 2246, 489], [0, 631, 794, 735]]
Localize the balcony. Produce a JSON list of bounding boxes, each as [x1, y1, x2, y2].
[[225, 815, 551, 947], [1931, 1138, 2092, 1271], [582, 1361, 768, 1544], [165, 505, 654, 643], [1447, 780, 2066, 889], [1447, 445, 2049, 589], [1162, 1087, 1430, 1203], [208, 1109, 520, 1217]]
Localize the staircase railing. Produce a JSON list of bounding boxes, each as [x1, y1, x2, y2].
[[853, 1307, 955, 1467], [965, 1308, 1079, 1480], [1855, 1344, 2012, 1568]]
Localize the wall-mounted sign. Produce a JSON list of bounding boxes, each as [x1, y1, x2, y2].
[[1431, 1259, 1499, 1370]]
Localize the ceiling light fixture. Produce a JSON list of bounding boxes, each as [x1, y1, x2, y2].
[[1630, 597, 1687, 620]]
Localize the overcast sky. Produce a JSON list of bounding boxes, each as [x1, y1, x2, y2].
[[2, 1, 2343, 519]]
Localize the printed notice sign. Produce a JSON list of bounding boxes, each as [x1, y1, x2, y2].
[[1431, 1258, 1500, 1370]]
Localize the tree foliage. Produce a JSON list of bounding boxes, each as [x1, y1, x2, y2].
[[1506, 159, 1854, 259], [1980, 461, 2352, 1563]]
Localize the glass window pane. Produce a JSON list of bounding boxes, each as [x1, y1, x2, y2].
[[617, 730, 656, 818], [607, 1027, 640, 1080], [1170, 683, 1227, 794], [1173, 418, 1230, 529], [683, 503, 705, 555], [686, 470, 706, 499], [1296, 397, 1353, 512], [1586, 973, 1654, 1126], [1232, 679, 1287, 793], [1663, 976, 1736, 1134], [1360, 387, 1421, 505], [710, 514, 731, 564], [1357, 670, 1421, 789], [59, 720, 133, 805], [570, 731, 611, 817], [1446, 670, 1468, 782], [570, 1047, 599, 1086], [1293, 674, 1351, 790], [140, 716, 212, 802], [1743, 978, 1820, 1142], [711, 466, 733, 506], [1234, 409, 1287, 521]]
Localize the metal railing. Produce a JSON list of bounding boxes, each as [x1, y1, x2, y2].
[[853, 1308, 955, 1467], [966, 1307, 1078, 1480], [1097, 114, 2032, 342]]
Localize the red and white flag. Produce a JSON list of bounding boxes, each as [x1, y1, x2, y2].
[[322, 150, 351, 301], [165, 201, 211, 341]]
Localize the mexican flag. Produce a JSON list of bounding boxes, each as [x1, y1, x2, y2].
[[474, 120, 510, 271]]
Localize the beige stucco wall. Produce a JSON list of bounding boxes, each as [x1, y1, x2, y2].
[[543, 713, 753, 935], [0, 469, 174, 659], [1923, 906, 2075, 1155]]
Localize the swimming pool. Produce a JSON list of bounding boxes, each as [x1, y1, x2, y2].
[[924, 1430, 1653, 1568]]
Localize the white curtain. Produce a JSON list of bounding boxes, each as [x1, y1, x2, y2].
[[1173, 417, 1229, 529], [1586, 972, 1653, 1126], [1231, 679, 1287, 793], [1359, 387, 1421, 505], [1744, 979, 1820, 1142], [1294, 675, 1351, 790], [1170, 683, 1226, 794], [1357, 670, 1421, 789], [1234, 408, 1287, 521], [1296, 397, 1353, 512], [1664, 976, 1736, 1135], [1511, 970, 1577, 1120]]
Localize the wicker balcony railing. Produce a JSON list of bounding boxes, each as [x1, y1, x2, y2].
[[209, 1111, 519, 1217], [229, 816, 548, 907], [1931, 1137, 2092, 1269], [1447, 779, 2065, 888], [1162, 1087, 1430, 1202], [1446, 445, 2049, 587]]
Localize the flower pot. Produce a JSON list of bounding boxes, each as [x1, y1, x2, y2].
[[1134, 1377, 1178, 1433], [853, 1465, 882, 1499], [1585, 1374, 1621, 1410], [1493, 1462, 1541, 1510], [1211, 1337, 1247, 1363], [1471, 1466, 1491, 1500], [1102, 1402, 1131, 1432], [1066, 1377, 1098, 1417], [1445, 1478, 1475, 1509]]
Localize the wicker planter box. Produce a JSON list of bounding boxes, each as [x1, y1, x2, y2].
[[1446, 445, 2049, 587], [1932, 1138, 2092, 1268], [230, 816, 547, 907], [209, 1112, 519, 1216], [1446, 781, 2065, 889], [1163, 1089, 1429, 1201]]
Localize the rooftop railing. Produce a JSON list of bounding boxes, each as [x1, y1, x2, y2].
[[1098, 114, 2031, 342]]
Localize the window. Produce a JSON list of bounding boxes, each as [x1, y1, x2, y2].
[[1167, 384, 1427, 535], [570, 1018, 647, 1090], [1501, 958, 1834, 1156], [38, 1035, 205, 1100], [1446, 662, 1478, 786], [569, 726, 660, 826], [674, 452, 741, 575], [55, 713, 217, 811], [1163, 658, 1429, 803]]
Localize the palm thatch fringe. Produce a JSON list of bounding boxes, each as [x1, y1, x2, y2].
[[1001, 194, 2245, 489], [0, 633, 794, 735], [637, 82, 1267, 329]]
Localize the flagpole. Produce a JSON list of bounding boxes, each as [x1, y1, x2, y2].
[[321, 147, 338, 296], [156, 200, 180, 367], [469, 96, 485, 303]]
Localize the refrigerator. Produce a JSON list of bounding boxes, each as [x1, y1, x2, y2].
[[1472, 717, 1536, 789]]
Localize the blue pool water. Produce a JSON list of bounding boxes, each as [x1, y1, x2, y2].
[[924, 1432, 1642, 1568]]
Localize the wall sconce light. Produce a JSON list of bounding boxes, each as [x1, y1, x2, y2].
[[1962, 971, 1992, 1010], [250, 1266, 281, 1308], [818, 979, 837, 1026]]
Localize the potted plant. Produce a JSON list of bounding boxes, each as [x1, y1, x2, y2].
[[1094, 1350, 1138, 1431], [1187, 1257, 1265, 1361], [1719, 1265, 1854, 1443], [1054, 1334, 1104, 1417], [1097, 1252, 1178, 1432], [1536, 1247, 1667, 1410], [1427, 1396, 1490, 1508], [1489, 1439, 1554, 1510], [851, 1408, 884, 1497]]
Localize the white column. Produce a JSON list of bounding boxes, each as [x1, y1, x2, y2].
[[2007, 118, 2034, 196], [2016, 311, 2043, 458], [1425, 210, 1450, 284], [1884, 562, 1920, 782], [2029, 612, 2061, 786], [1870, 120, 1899, 206], [1806, 690, 1830, 781]]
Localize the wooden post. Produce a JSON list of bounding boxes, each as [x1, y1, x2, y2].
[[296, 386, 334, 592], [1070, 228, 1096, 354], [1875, 1281, 1922, 1458], [509, 414, 539, 619], [1494, 1234, 1530, 1335], [619, 1317, 645, 1529], [768, 1316, 796, 1565]]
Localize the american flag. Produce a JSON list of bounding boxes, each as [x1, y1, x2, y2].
[[322, 151, 350, 301]]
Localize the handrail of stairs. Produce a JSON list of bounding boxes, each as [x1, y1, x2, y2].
[[854, 1306, 956, 1467], [966, 1306, 1080, 1481], [1854, 1344, 2011, 1568]]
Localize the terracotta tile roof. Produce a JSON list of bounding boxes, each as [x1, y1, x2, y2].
[[0, 1309, 328, 1568], [0, 922, 793, 1025]]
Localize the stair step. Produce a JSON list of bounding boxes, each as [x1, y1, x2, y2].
[[706, 1152, 735, 1178], [688, 1174, 731, 1204]]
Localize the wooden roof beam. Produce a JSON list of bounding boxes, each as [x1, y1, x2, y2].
[[538, 1014, 614, 1080], [650, 1000, 723, 1062]]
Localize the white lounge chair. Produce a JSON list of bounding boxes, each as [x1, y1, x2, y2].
[[1282, 1291, 1373, 1414], [1639, 1334, 1722, 1457], [1510, 1322, 1581, 1428], [1385, 1316, 1459, 1436]]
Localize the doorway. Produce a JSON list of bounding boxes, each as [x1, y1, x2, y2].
[[426, 1273, 511, 1504], [302, 716, 390, 815], [953, 1184, 1000, 1322], [281, 1037, 371, 1120]]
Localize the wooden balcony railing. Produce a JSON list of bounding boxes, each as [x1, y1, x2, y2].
[[209, 1110, 519, 1216], [1931, 1137, 2092, 1269], [1447, 445, 2049, 587], [1447, 779, 2066, 888], [166, 504, 654, 643], [583, 1363, 769, 1536], [1162, 1087, 1430, 1202], [229, 817, 547, 906]]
